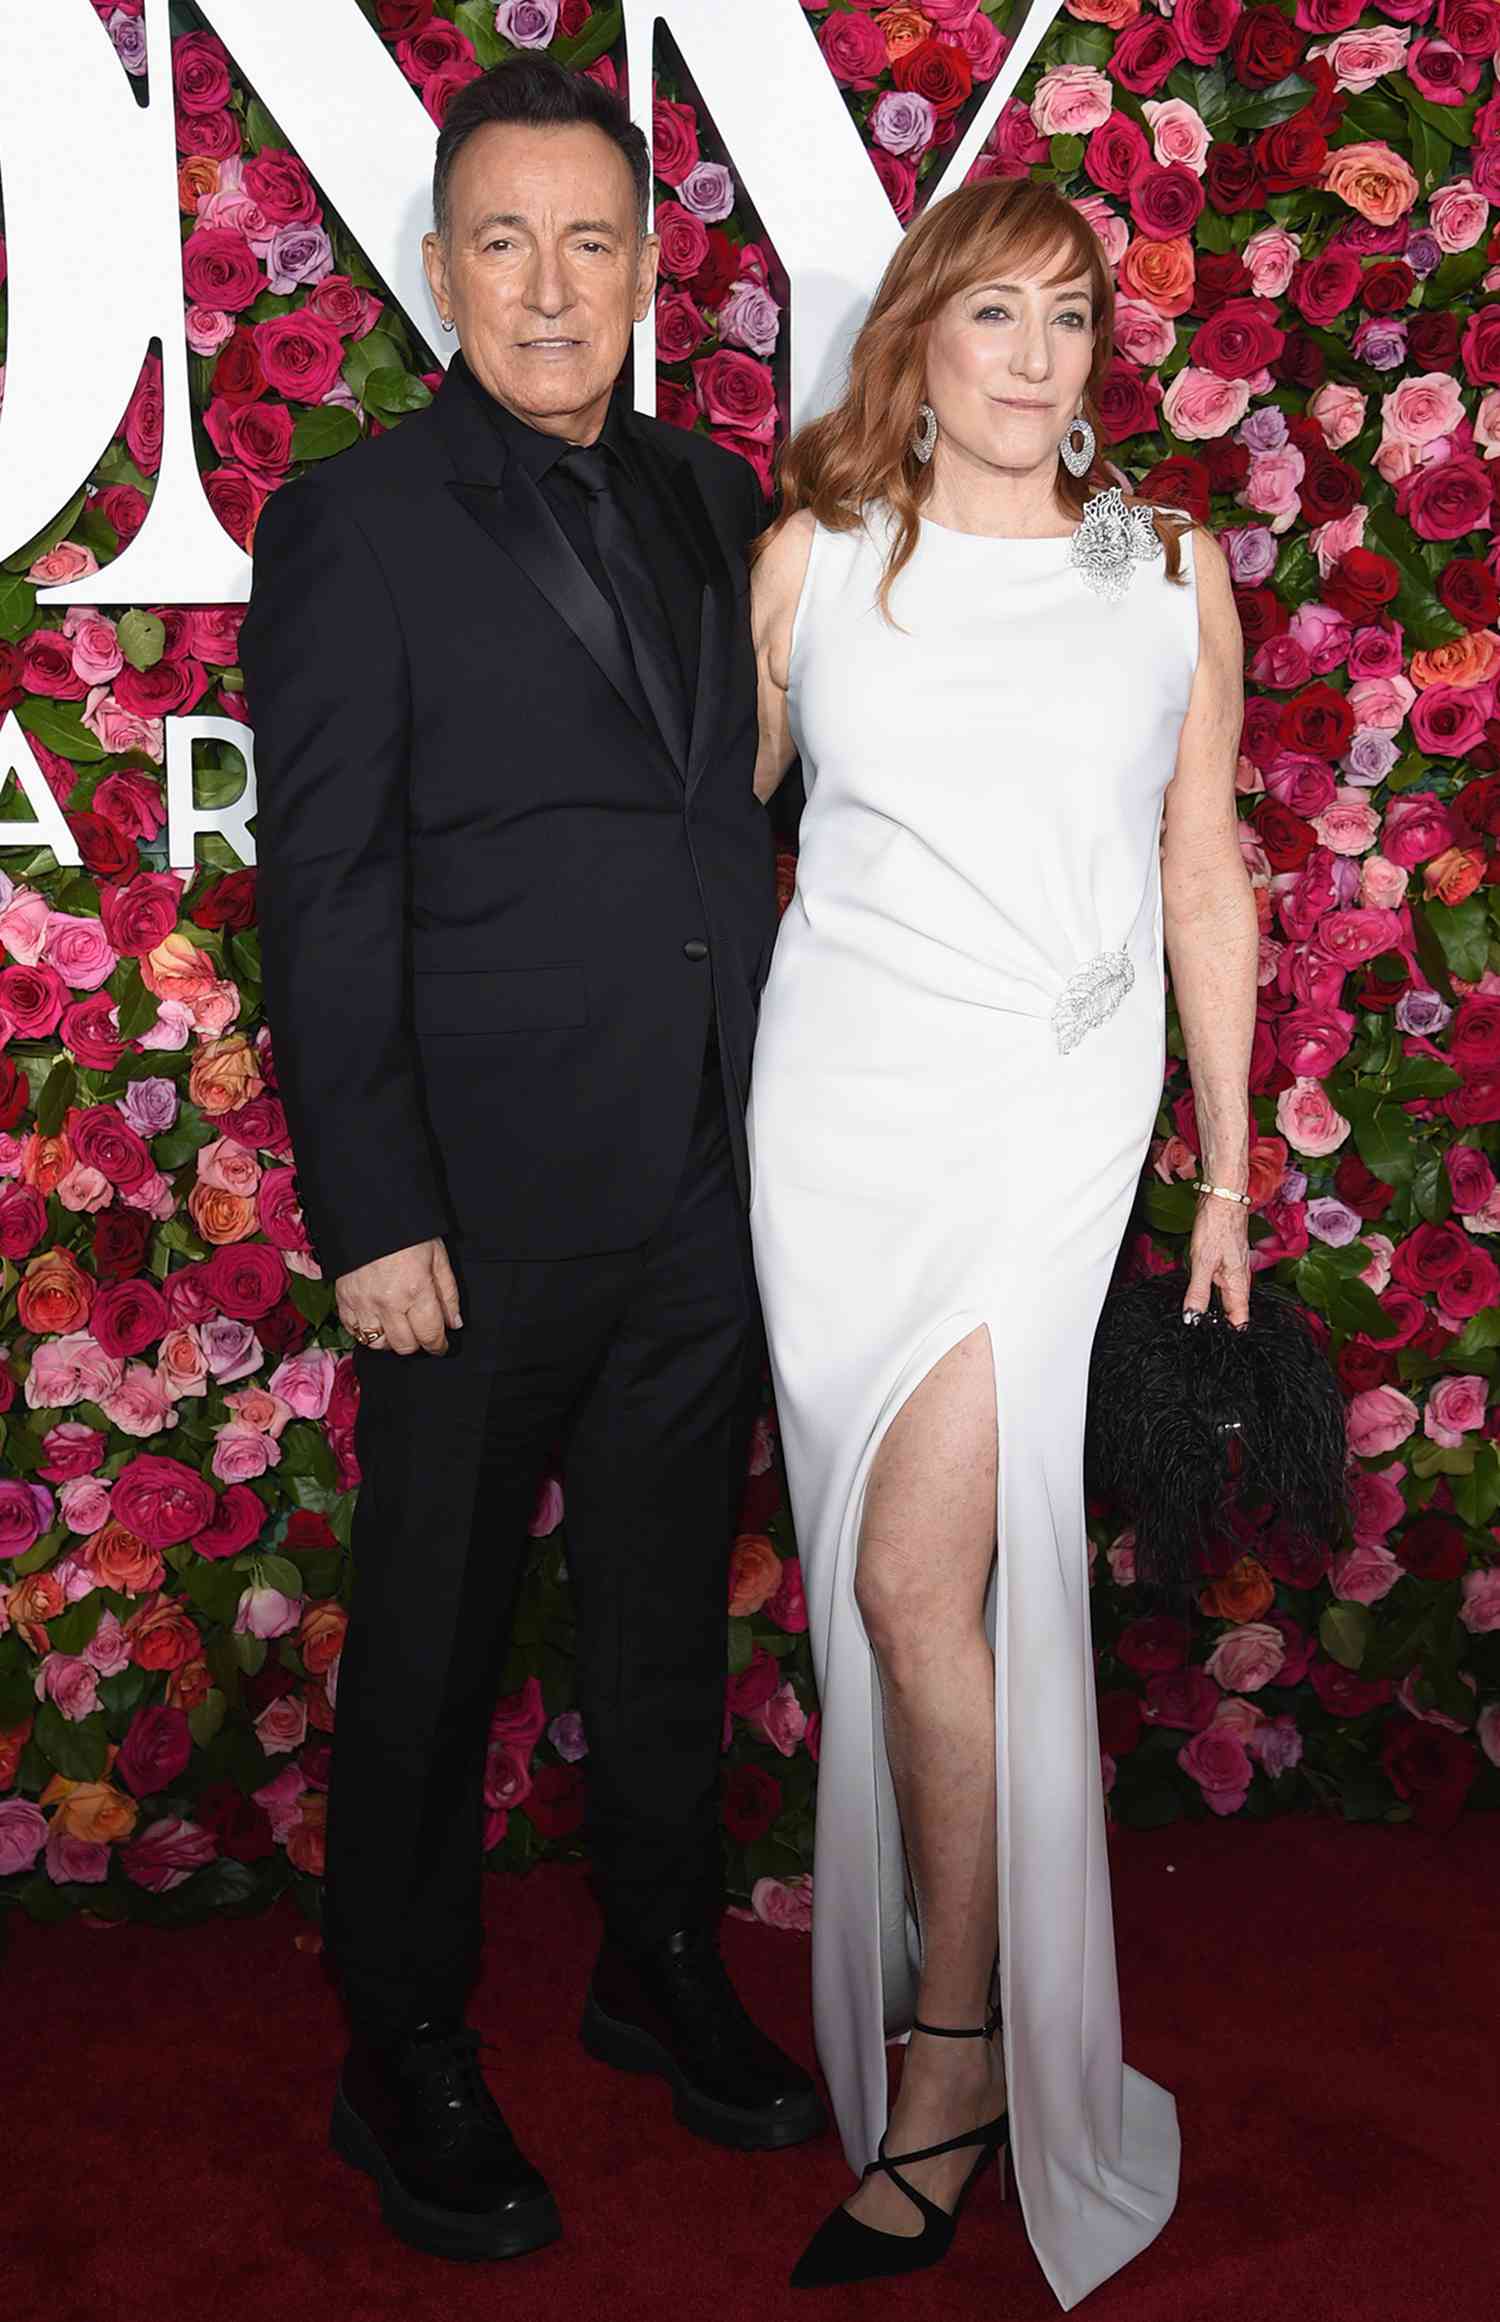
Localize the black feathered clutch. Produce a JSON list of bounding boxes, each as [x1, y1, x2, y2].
[[1083, 1267, 1349, 1601]]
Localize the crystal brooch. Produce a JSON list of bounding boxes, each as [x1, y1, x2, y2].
[[1068, 485, 1164, 603], [1051, 947, 1135, 1055]]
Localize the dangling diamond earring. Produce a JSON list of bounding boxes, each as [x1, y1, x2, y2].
[[1060, 410, 1096, 478], [440, 316, 455, 333], [912, 401, 938, 465]]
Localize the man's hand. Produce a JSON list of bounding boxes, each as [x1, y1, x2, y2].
[[337, 1238, 462, 1356]]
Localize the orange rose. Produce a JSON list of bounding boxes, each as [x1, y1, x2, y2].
[[1117, 235, 1195, 319], [1408, 632, 1500, 691], [16, 1245, 93, 1335], [1247, 1135, 1289, 1209], [81, 1520, 164, 1597], [178, 155, 219, 212], [0, 1719, 33, 1790], [165, 1658, 215, 1712], [142, 930, 220, 1005], [41, 1776, 139, 1844], [1066, 0, 1141, 22], [287, 1792, 327, 1876], [124, 1593, 203, 1672], [6, 1570, 66, 1652], [186, 1182, 258, 1245], [19, 1128, 76, 1196], [1322, 140, 1418, 225], [188, 1033, 264, 1117], [728, 1533, 783, 1618], [1198, 1554, 1275, 1624], [1423, 845, 1487, 906], [877, 8, 933, 62], [299, 1601, 347, 1675], [305, 1680, 336, 1734]]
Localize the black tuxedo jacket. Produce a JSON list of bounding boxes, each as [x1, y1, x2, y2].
[[239, 357, 777, 1280]]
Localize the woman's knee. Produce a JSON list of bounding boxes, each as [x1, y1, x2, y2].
[[854, 1537, 964, 1665]]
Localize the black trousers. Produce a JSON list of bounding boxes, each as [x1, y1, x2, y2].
[[323, 1038, 763, 2042]]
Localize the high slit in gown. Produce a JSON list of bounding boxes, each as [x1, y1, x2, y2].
[[746, 499, 1196, 2310]]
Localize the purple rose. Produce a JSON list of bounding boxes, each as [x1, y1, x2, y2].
[[46, 1824, 110, 1884], [1225, 524, 1278, 584], [1352, 317, 1408, 370], [718, 279, 781, 359], [494, 0, 559, 45], [200, 1316, 264, 1382], [120, 1076, 179, 1139], [1405, 229, 1442, 277], [548, 1711, 589, 1762], [1239, 404, 1289, 453], [676, 161, 736, 223], [871, 90, 937, 156], [111, 12, 148, 75], [1396, 989, 1453, 1037], [265, 224, 334, 295], [1342, 728, 1400, 785], [1306, 1197, 1363, 1246]]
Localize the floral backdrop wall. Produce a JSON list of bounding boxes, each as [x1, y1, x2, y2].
[[0, 0, 1498, 1931]]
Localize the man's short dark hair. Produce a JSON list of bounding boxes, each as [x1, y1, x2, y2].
[[432, 56, 651, 244]]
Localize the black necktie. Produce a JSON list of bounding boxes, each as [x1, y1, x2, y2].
[[554, 441, 691, 774]]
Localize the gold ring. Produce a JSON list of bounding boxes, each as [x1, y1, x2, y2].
[[350, 1324, 385, 1347]]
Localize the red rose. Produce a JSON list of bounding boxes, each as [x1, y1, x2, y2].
[[252, 310, 346, 403], [1177, 0, 1240, 61], [1361, 260, 1415, 314], [285, 1511, 338, 1555], [1143, 1668, 1220, 1730], [721, 1763, 782, 1843], [1299, 448, 1361, 525], [90, 1279, 170, 1361], [1134, 454, 1211, 524], [1272, 329, 1326, 390], [1408, 310, 1461, 370], [1298, 0, 1365, 28], [192, 1484, 267, 1562], [205, 397, 295, 479], [1397, 454, 1492, 542], [1236, 589, 1289, 652], [0, 1185, 47, 1260], [1461, 303, 1500, 384], [0, 641, 23, 715], [201, 1241, 288, 1319], [116, 1704, 193, 1800], [1108, 17, 1185, 93], [206, 465, 271, 551], [1129, 161, 1205, 241], [1256, 115, 1329, 193], [1096, 1690, 1143, 1755], [1255, 799, 1319, 871], [190, 869, 257, 931], [522, 1761, 586, 1841], [377, 0, 434, 31], [1095, 359, 1159, 444], [1114, 1615, 1191, 1674], [1307, 1657, 1394, 1718], [692, 350, 776, 440], [1281, 683, 1353, 758], [0, 1056, 28, 1134], [1334, 1151, 1397, 1220], [1390, 1218, 1471, 1293], [1202, 437, 1251, 492], [0, 963, 68, 1041], [687, 228, 740, 308], [1379, 1720, 1478, 1833], [1233, 6, 1307, 85], [1324, 548, 1400, 623], [70, 1104, 153, 1190], [1336, 1339, 1396, 1393], [173, 29, 232, 115], [1191, 252, 1252, 316], [210, 327, 267, 407], [1292, 249, 1363, 326], [113, 657, 210, 719], [113, 1453, 218, 1550], [93, 1209, 152, 1281], [1085, 113, 1150, 196], [1452, 996, 1500, 1073], [181, 228, 262, 314], [100, 872, 184, 958], [197, 1781, 276, 1864], [1192, 296, 1285, 379], [820, 11, 891, 89], [892, 36, 972, 115], [1437, 556, 1500, 628], [242, 148, 320, 230], [1205, 141, 1265, 213]]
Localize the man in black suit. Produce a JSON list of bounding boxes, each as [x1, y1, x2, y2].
[[239, 56, 821, 2261]]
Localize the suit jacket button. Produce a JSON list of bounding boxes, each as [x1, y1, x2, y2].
[[683, 939, 709, 961]]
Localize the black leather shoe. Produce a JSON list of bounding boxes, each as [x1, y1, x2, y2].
[[581, 1922, 827, 2150], [330, 2017, 562, 2261]]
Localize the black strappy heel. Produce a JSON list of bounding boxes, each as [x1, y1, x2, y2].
[[788, 1991, 1010, 2289]]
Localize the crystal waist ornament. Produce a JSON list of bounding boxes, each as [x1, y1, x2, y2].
[[1068, 486, 1164, 603], [1051, 947, 1136, 1054]]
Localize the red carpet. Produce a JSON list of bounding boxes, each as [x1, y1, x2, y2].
[[9, 1814, 1498, 2322]]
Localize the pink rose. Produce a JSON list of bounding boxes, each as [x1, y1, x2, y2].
[[264, 1347, 336, 1420], [254, 1693, 309, 1754], [1331, 1540, 1403, 1602], [99, 1363, 177, 1438], [1308, 382, 1367, 450], [1176, 1725, 1253, 1813], [59, 1476, 112, 1534], [0, 1801, 48, 1876], [1204, 1622, 1287, 1692], [252, 1763, 307, 1843], [1275, 1076, 1351, 1156], [747, 1679, 809, 1758], [64, 612, 124, 686], [1382, 372, 1466, 447], [750, 1873, 814, 1933], [1423, 1373, 1488, 1444], [1384, 790, 1457, 867], [1429, 176, 1489, 253], [1310, 505, 1369, 576], [25, 1335, 125, 1411], [1112, 298, 1177, 367], [1459, 1568, 1500, 1634], [1347, 1384, 1420, 1455], [116, 1703, 193, 1798], [1243, 225, 1301, 299], [1311, 25, 1412, 89], [39, 1422, 107, 1482], [1162, 367, 1250, 440], [1240, 444, 1306, 529], [235, 1583, 301, 1641], [157, 1326, 210, 1400], [211, 1424, 281, 1483], [121, 1815, 217, 1893], [36, 1653, 99, 1722], [0, 890, 50, 963], [1142, 97, 1211, 174], [1031, 64, 1115, 137]]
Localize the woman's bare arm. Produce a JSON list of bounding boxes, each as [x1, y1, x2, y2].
[[751, 508, 816, 804]]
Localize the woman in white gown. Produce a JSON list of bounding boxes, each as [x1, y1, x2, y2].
[[746, 181, 1256, 2304]]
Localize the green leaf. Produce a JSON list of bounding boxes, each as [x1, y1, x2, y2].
[[35, 1057, 76, 1138], [1056, 24, 1113, 66], [114, 965, 161, 1045], [288, 1272, 336, 1328], [1143, 1179, 1198, 1237], [189, 1688, 228, 1750], [15, 697, 110, 765], [453, 0, 509, 67], [46, 1595, 104, 1657], [1410, 906, 1458, 1006], [1325, 1272, 1393, 1338], [183, 1557, 247, 1629], [1447, 1305, 1500, 1360], [1319, 1601, 1371, 1672], [244, 97, 285, 153], [290, 405, 362, 463], [1273, 533, 1322, 611], [340, 328, 407, 403], [115, 609, 166, 673], [1424, 896, 1490, 983], [256, 1553, 303, 1599], [1048, 134, 1085, 178], [1351, 1102, 1417, 1187], [1392, 75, 1478, 149], [152, 1115, 219, 1169], [1452, 1444, 1500, 1529], [1227, 72, 1312, 132], [34, 1701, 109, 1782], [361, 367, 434, 418], [0, 571, 38, 643], [727, 1616, 754, 1675], [1410, 1146, 1453, 1226], [1428, 248, 1489, 306], [1384, 1054, 1461, 1102], [552, 0, 621, 72], [1338, 90, 1408, 146]]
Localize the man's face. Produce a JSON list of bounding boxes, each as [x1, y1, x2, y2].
[[422, 120, 659, 441]]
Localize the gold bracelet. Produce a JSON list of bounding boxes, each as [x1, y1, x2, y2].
[[1193, 1179, 1251, 1206]]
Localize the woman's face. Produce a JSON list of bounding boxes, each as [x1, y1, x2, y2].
[[922, 256, 1097, 482]]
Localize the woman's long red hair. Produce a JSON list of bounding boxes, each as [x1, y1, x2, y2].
[[759, 178, 1186, 619]]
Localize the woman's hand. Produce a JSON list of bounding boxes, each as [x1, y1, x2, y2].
[[1182, 1192, 1252, 1328]]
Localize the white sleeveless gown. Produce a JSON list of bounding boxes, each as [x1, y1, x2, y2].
[[746, 502, 1195, 2310]]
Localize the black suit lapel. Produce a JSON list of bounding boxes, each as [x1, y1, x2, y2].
[[628, 426, 740, 804], [446, 470, 660, 747]]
